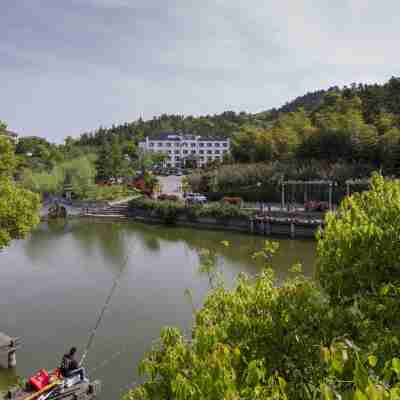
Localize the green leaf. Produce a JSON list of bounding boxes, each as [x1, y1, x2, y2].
[[392, 358, 400, 376], [368, 355, 378, 367]]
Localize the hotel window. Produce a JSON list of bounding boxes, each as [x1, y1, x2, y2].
[[183, 150, 188, 154], [191, 150, 196, 154], [215, 150, 220, 154], [166, 143, 171, 147], [199, 143, 204, 147], [191, 143, 196, 147], [175, 156, 180, 161], [207, 150, 212, 154], [158, 142, 163, 147], [223, 142, 228, 147], [207, 142, 212, 147], [199, 150, 204, 154], [215, 143, 220, 147], [174, 150, 179, 154]]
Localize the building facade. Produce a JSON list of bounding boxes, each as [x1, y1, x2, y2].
[[138, 133, 230, 168]]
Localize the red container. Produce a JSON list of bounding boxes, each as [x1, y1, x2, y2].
[[29, 369, 50, 391]]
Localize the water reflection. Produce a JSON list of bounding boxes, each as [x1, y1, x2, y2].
[[0, 219, 316, 399], [0, 368, 18, 395]]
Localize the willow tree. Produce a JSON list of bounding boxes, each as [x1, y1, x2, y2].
[[0, 124, 41, 249]]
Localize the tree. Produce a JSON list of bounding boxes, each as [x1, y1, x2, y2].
[[318, 173, 400, 302], [63, 157, 96, 199], [0, 128, 41, 249], [95, 144, 114, 181]]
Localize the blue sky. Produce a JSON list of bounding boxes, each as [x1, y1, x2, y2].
[[1, 0, 399, 142]]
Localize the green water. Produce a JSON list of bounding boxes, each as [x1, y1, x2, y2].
[[0, 219, 316, 399]]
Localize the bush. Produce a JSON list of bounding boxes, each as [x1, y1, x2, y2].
[[129, 198, 251, 225], [129, 198, 185, 224], [318, 174, 400, 301], [197, 202, 250, 220], [86, 184, 137, 201]]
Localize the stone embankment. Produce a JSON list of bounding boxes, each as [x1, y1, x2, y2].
[[83, 203, 323, 239]]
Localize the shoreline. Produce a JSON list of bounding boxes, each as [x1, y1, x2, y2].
[[43, 212, 320, 240]]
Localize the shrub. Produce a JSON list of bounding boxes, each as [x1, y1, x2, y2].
[[129, 198, 184, 224], [129, 198, 252, 224], [86, 184, 137, 201], [197, 202, 250, 221], [125, 268, 335, 400], [318, 174, 400, 301]]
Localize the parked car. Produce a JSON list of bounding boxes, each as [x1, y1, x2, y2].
[[185, 193, 207, 205]]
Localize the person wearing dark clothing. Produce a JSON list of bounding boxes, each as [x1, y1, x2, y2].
[[60, 347, 85, 381]]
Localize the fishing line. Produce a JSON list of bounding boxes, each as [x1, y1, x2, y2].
[[88, 345, 131, 375], [80, 256, 129, 367]]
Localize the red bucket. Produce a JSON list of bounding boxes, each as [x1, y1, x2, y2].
[[29, 369, 50, 391]]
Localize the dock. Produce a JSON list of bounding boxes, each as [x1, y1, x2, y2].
[[0, 333, 21, 368]]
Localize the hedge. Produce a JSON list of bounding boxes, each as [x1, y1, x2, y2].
[[128, 198, 251, 225]]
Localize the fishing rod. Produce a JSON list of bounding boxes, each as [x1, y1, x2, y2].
[[80, 256, 129, 367]]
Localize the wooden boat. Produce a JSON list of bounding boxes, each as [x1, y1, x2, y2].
[[3, 370, 101, 400]]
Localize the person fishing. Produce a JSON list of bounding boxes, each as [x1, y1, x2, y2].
[[60, 347, 85, 381]]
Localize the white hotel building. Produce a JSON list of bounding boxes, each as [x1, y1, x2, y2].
[[138, 132, 230, 168]]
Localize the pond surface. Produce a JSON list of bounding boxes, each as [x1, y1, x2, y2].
[[0, 219, 316, 399]]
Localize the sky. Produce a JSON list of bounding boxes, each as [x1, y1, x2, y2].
[[1, 0, 399, 143]]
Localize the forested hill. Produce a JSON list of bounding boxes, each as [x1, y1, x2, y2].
[[73, 76, 400, 147], [273, 76, 400, 120]]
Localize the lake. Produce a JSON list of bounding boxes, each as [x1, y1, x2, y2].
[[0, 219, 316, 399]]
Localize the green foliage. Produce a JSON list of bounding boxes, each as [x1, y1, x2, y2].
[[129, 198, 250, 225], [21, 156, 96, 198], [15, 136, 64, 171], [129, 198, 184, 224], [0, 133, 17, 177], [63, 157, 96, 199], [187, 161, 376, 203], [85, 185, 138, 201], [319, 340, 400, 399], [318, 173, 400, 301], [125, 244, 335, 399], [95, 140, 125, 181], [0, 132, 40, 249], [196, 202, 250, 220]]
